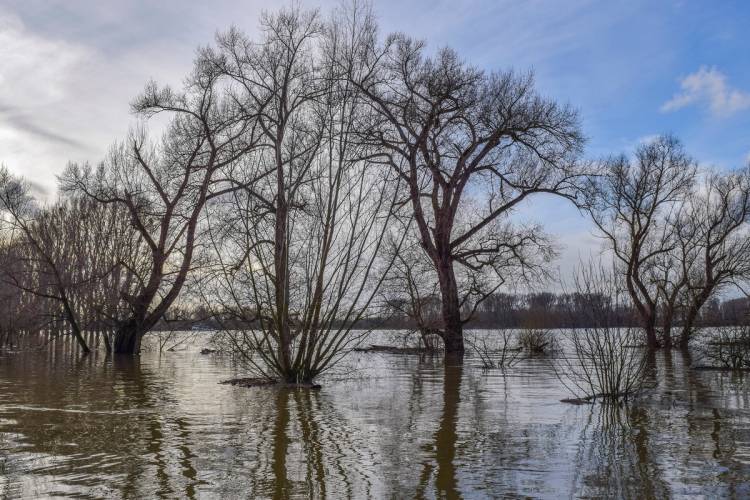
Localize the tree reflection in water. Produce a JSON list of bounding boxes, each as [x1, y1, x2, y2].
[[434, 355, 462, 499], [271, 390, 291, 500], [416, 354, 462, 500], [569, 404, 668, 499], [241, 384, 373, 499]]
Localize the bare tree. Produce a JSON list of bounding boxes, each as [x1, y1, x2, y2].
[[679, 167, 750, 347], [0, 168, 153, 353], [650, 202, 697, 347], [198, 5, 403, 383], [344, 14, 586, 352], [0, 168, 93, 352], [59, 55, 264, 354], [584, 134, 697, 348], [0, 223, 46, 350]]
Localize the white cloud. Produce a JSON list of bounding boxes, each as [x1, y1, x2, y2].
[[662, 66, 750, 117], [0, 7, 195, 196], [0, 12, 91, 133]]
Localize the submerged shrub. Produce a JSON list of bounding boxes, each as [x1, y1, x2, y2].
[[559, 326, 648, 402], [518, 328, 557, 355], [555, 260, 649, 403], [694, 326, 750, 369], [467, 330, 520, 369]]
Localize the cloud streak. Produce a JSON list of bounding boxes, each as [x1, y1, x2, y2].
[[662, 66, 750, 117], [0, 104, 84, 147]]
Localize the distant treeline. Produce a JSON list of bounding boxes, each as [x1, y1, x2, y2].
[[133, 292, 750, 332], [364, 292, 750, 331]]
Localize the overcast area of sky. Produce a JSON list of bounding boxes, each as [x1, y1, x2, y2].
[[1, 0, 749, 283]]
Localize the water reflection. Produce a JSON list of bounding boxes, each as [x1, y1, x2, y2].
[[570, 404, 668, 499], [416, 354, 462, 500], [1, 341, 750, 498]]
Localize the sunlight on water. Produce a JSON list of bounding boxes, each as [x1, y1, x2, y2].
[[0, 331, 749, 499]]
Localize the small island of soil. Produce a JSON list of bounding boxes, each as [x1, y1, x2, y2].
[[353, 344, 437, 355], [220, 378, 322, 389]]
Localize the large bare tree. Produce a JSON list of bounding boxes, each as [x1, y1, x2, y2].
[[59, 56, 264, 354], [679, 167, 750, 347], [198, 5, 403, 382], [584, 134, 697, 348], [345, 20, 586, 352]]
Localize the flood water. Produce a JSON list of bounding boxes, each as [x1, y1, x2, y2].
[[1, 332, 749, 499]]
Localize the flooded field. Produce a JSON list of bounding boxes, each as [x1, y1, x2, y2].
[[1, 332, 749, 499]]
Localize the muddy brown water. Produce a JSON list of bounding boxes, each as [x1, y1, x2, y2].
[[0, 333, 749, 499]]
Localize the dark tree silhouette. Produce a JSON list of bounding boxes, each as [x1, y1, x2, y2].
[[346, 25, 586, 352], [59, 57, 265, 354], [584, 134, 697, 348]]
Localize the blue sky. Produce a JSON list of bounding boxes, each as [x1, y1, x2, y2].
[[1, 0, 749, 279]]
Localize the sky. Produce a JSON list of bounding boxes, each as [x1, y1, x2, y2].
[[1, 0, 749, 280]]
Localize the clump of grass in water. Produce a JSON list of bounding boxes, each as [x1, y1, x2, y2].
[[518, 328, 558, 355]]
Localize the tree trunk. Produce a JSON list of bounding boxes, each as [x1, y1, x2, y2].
[[644, 310, 659, 348], [680, 307, 699, 349], [662, 312, 673, 348], [68, 322, 90, 354], [274, 161, 294, 379], [680, 286, 712, 349], [100, 329, 112, 353], [58, 288, 90, 354], [626, 272, 660, 348], [436, 254, 465, 353], [632, 297, 659, 348], [114, 321, 142, 354]]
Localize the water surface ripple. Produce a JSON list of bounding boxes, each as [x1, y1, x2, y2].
[[0, 334, 749, 499]]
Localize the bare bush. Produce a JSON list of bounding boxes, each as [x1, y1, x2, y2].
[[518, 328, 557, 355], [466, 329, 520, 369], [693, 326, 750, 369], [555, 261, 649, 403]]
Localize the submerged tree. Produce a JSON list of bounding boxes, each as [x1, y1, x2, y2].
[[59, 55, 264, 354], [679, 167, 750, 347], [0, 168, 93, 352], [0, 170, 49, 349], [199, 5, 403, 382], [649, 205, 695, 347], [346, 15, 586, 353], [0, 167, 151, 353], [584, 134, 697, 348]]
